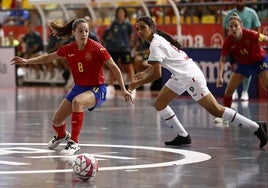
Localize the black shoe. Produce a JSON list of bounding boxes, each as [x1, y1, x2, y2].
[[254, 121, 267, 148], [165, 135, 192, 145]]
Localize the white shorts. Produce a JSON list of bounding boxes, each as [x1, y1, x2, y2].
[[165, 75, 210, 101]]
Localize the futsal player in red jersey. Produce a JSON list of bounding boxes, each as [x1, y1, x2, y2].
[[11, 18, 134, 155], [216, 13, 268, 108]]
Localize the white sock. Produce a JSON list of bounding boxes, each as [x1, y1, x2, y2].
[[158, 106, 188, 137], [222, 107, 259, 131]]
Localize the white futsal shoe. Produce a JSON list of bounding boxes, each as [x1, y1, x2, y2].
[[60, 140, 80, 155], [240, 91, 249, 101], [48, 131, 71, 149], [232, 90, 239, 100]]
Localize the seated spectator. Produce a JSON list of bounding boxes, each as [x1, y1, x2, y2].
[[44, 33, 64, 81], [21, 23, 44, 80], [132, 37, 150, 73], [132, 37, 150, 90], [4, 0, 29, 26], [22, 23, 43, 58]]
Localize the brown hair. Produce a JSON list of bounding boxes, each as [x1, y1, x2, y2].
[[49, 18, 87, 39]]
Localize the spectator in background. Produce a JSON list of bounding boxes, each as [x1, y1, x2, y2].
[[131, 37, 150, 90], [22, 23, 43, 58], [84, 16, 99, 42], [44, 33, 66, 82], [21, 23, 44, 80], [132, 37, 150, 73], [4, 0, 29, 26], [223, 0, 261, 101], [103, 7, 135, 99]]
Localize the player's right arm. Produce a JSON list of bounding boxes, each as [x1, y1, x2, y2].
[[11, 52, 60, 65]]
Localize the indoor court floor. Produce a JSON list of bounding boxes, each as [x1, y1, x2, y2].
[[0, 87, 267, 188]]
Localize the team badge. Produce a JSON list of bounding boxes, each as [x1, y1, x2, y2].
[[85, 52, 92, 61], [189, 87, 194, 93]]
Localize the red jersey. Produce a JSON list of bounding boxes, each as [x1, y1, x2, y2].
[[221, 28, 265, 65], [57, 39, 111, 86]]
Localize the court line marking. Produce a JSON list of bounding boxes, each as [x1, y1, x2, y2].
[[28, 154, 138, 160], [0, 143, 211, 174]]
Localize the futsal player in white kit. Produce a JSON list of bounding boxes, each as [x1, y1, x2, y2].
[[129, 16, 267, 148]]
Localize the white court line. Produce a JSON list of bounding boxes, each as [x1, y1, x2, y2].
[[0, 143, 211, 175], [0, 161, 30, 165], [27, 154, 137, 160]]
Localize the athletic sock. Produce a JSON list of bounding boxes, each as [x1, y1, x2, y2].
[[71, 111, 84, 143], [53, 123, 66, 139], [222, 107, 258, 131], [158, 106, 188, 137]]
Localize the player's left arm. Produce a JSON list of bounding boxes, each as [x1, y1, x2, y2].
[[104, 57, 134, 103]]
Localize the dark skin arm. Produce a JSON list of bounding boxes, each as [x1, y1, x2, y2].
[[129, 62, 162, 91]]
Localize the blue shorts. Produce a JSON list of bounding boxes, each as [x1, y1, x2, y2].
[[66, 84, 107, 111], [235, 56, 268, 78]]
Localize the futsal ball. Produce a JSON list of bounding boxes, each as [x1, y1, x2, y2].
[[72, 153, 98, 180]]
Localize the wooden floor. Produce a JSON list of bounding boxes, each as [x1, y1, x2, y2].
[[0, 87, 267, 188]]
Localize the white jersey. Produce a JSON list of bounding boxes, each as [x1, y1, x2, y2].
[[148, 34, 204, 80], [148, 34, 210, 101]]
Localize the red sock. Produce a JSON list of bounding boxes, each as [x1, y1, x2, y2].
[[223, 95, 232, 108], [53, 123, 66, 139], [71, 112, 84, 143]]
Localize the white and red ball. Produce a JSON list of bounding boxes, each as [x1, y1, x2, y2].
[[72, 153, 98, 180]]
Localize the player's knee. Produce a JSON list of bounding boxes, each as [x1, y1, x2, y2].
[[72, 97, 83, 110]]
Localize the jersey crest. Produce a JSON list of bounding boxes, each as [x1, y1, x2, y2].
[[85, 52, 92, 61]]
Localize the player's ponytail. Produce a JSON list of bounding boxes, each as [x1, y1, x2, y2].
[[48, 18, 87, 39], [156, 29, 182, 50]]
